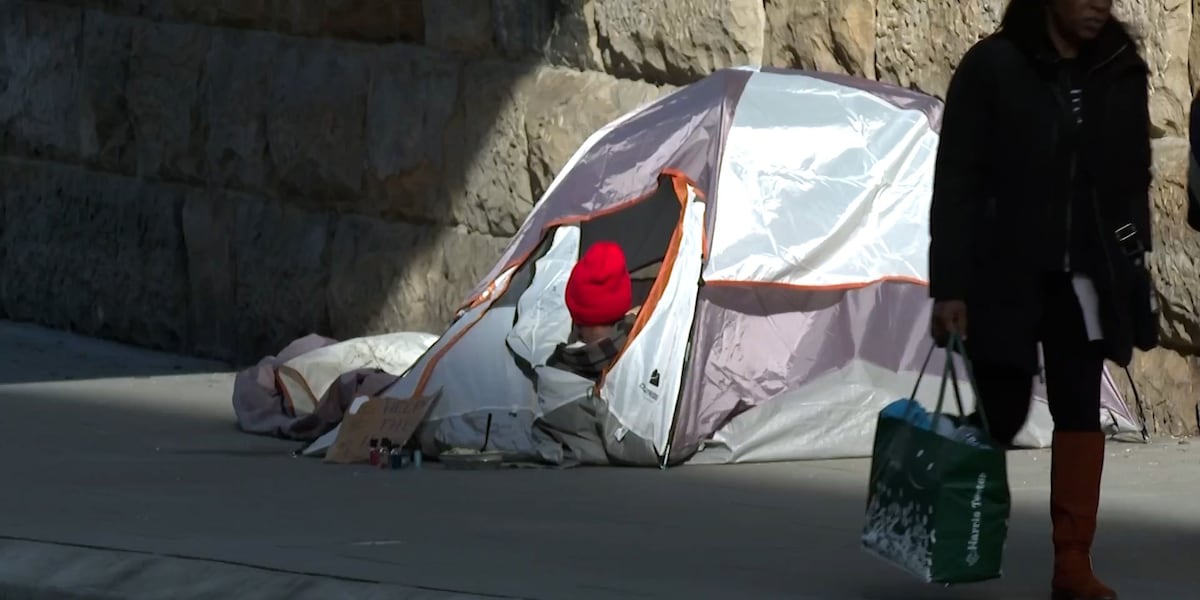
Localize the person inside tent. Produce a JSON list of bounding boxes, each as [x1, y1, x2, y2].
[[547, 241, 640, 381]]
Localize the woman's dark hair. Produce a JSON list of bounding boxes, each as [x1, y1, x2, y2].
[[999, 0, 1139, 47], [999, 0, 1046, 38]]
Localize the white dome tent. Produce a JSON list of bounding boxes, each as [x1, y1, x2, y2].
[[309, 67, 1141, 466]]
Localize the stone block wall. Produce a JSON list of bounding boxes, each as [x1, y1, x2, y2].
[[1, 0, 1197, 435]]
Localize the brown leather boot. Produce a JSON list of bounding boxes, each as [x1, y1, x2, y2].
[[1050, 431, 1117, 600]]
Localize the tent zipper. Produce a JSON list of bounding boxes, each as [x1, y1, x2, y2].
[[1048, 69, 1073, 272], [1065, 153, 1076, 271], [1056, 44, 1124, 273], [1086, 43, 1130, 333]]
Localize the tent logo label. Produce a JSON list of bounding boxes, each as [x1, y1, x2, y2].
[[639, 370, 662, 402], [638, 369, 667, 403], [639, 383, 660, 402]]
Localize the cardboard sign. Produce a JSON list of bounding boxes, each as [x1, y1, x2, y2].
[[325, 391, 440, 464]]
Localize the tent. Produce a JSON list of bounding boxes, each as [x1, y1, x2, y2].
[[319, 67, 1142, 466]]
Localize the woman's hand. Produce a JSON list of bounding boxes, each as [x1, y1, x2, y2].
[[931, 300, 968, 347]]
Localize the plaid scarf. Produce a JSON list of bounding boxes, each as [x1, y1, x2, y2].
[[546, 314, 635, 381]]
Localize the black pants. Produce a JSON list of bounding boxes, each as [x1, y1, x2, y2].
[[969, 273, 1104, 445]]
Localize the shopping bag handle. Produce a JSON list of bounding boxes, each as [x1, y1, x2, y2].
[[905, 340, 966, 420], [904, 333, 992, 436], [946, 333, 992, 436], [945, 333, 993, 436], [888, 345, 960, 493], [934, 350, 967, 420], [905, 343, 938, 412], [874, 335, 996, 495]]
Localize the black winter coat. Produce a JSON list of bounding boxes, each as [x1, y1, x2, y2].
[[929, 23, 1153, 373], [1188, 92, 1200, 231]]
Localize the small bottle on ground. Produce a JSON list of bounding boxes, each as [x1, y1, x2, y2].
[[368, 438, 380, 466], [379, 438, 393, 469]]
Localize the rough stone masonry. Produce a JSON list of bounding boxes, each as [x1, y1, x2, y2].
[[0, 0, 1196, 435]]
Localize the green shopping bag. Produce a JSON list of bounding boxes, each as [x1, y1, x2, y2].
[[861, 334, 1011, 584]]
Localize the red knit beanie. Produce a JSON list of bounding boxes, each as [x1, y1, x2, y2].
[[565, 241, 633, 327]]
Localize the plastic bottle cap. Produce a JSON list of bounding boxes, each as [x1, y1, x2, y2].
[[369, 438, 379, 447]]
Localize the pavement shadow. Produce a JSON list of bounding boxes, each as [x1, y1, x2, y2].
[[2, 372, 1196, 600], [0, 320, 228, 385]]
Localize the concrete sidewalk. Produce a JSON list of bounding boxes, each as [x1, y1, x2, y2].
[[0, 320, 1196, 600]]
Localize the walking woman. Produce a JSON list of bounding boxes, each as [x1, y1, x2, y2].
[[929, 1, 1155, 599]]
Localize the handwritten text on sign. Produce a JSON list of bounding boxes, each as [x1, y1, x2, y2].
[[325, 391, 440, 464]]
